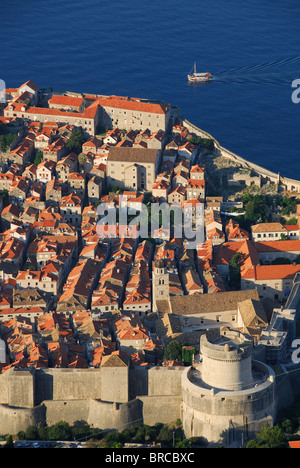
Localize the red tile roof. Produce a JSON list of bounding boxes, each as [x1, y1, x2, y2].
[[98, 95, 169, 114], [48, 95, 84, 107], [254, 240, 300, 252], [245, 264, 300, 280]]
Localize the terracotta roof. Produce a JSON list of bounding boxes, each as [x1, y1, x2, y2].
[[251, 222, 287, 233], [190, 165, 204, 173], [98, 95, 169, 114], [100, 352, 128, 367], [213, 240, 260, 278], [187, 179, 205, 188], [20, 80, 39, 91], [285, 224, 300, 231], [83, 136, 102, 148], [61, 192, 82, 206], [168, 289, 260, 315], [24, 100, 100, 120], [237, 298, 268, 333], [246, 264, 300, 280], [107, 146, 158, 163], [289, 441, 300, 448], [48, 95, 84, 107], [254, 240, 300, 252]]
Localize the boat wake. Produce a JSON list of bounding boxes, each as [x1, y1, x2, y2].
[[210, 55, 300, 85], [211, 76, 293, 85]]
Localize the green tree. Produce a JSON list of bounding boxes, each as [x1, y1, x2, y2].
[[281, 195, 298, 216], [228, 252, 244, 290], [17, 431, 26, 441], [25, 425, 39, 440], [285, 217, 298, 225], [189, 136, 203, 145], [4, 434, 14, 448], [38, 426, 49, 440], [0, 133, 17, 152], [243, 195, 268, 224], [163, 340, 183, 362], [47, 421, 72, 441], [34, 150, 43, 165], [246, 424, 289, 448], [246, 439, 260, 448], [71, 423, 97, 441], [144, 425, 158, 442], [182, 346, 195, 366], [157, 425, 173, 445], [78, 152, 87, 165], [85, 438, 102, 448], [133, 425, 147, 442], [0, 123, 18, 152], [0, 190, 9, 207], [104, 430, 124, 448], [202, 138, 214, 150], [110, 185, 121, 193], [280, 418, 293, 434], [175, 439, 192, 448], [66, 129, 86, 154]]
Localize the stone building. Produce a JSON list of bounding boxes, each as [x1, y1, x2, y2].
[[55, 153, 78, 182], [152, 258, 169, 313], [59, 192, 82, 225], [43, 137, 67, 163], [48, 94, 85, 112], [45, 179, 63, 206], [98, 95, 171, 133], [106, 147, 160, 191], [0, 327, 285, 448], [87, 175, 103, 204], [68, 172, 85, 198], [251, 222, 289, 242], [241, 264, 300, 301], [4, 98, 101, 136], [181, 329, 276, 447]]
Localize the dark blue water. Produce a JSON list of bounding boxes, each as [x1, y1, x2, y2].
[[1, 0, 300, 178]]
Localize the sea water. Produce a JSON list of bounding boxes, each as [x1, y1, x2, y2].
[[0, 0, 300, 178]]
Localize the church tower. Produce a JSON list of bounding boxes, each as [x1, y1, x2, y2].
[[152, 258, 169, 313]]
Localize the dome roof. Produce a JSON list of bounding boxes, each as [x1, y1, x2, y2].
[[154, 258, 165, 269]]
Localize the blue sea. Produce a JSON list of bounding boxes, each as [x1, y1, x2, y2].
[[1, 0, 300, 179]]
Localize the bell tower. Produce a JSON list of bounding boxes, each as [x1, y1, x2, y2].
[[152, 258, 169, 312]]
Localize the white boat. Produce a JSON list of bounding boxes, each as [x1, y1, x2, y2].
[[187, 62, 212, 82]]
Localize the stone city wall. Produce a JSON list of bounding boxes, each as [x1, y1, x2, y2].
[[183, 118, 300, 193], [182, 119, 281, 185], [0, 365, 183, 435]]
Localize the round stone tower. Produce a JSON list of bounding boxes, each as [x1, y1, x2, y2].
[[201, 331, 254, 391], [181, 329, 276, 447]]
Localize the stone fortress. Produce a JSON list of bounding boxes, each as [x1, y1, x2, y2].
[[182, 330, 276, 445], [0, 325, 299, 447]]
